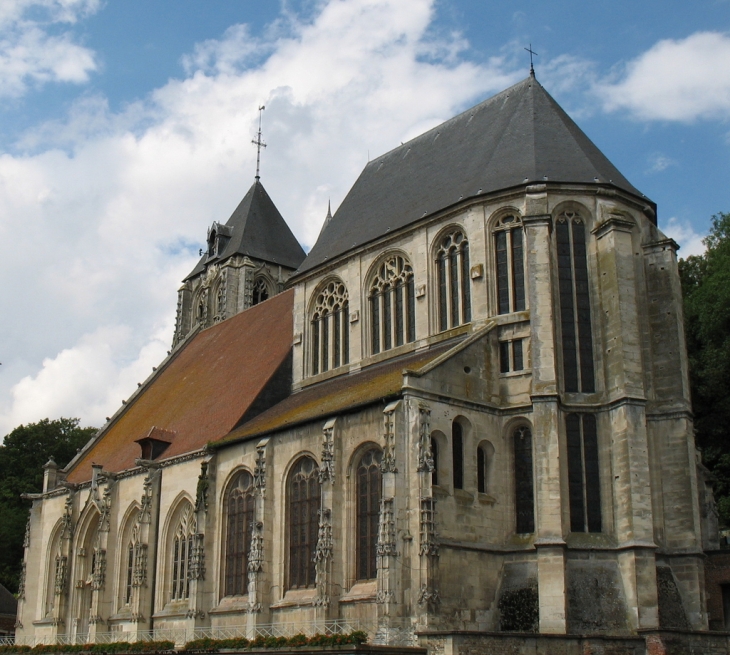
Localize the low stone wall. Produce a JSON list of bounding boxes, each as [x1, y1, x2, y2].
[[421, 630, 730, 655]]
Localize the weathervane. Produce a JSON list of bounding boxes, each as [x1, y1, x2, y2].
[[524, 44, 538, 77], [252, 105, 266, 180]]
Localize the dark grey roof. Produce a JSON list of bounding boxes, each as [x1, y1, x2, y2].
[[297, 75, 653, 275], [185, 180, 306, 281], [0, 583, 16, 615]]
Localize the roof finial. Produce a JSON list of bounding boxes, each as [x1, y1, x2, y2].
[[252, 105, 266, 180], [326, 199, 332, 221], [524, 44, 538, 77]]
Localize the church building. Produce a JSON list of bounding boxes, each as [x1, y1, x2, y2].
[[15, 74, 725, 654]]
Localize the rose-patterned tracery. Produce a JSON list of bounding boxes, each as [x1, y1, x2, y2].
[[310, 279, 349, 374], [369, 255, 415, 354]]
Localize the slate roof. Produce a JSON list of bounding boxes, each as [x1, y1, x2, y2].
[[0, 583, 17, 615], [185, 180, 306, 281], [297, 75, 653, 275], [214, 342, 454, 447], [66, 290, 295, 484]]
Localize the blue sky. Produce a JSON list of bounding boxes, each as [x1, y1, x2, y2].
[[0, 0, 729, 434]]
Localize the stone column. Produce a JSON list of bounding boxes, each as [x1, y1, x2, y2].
[[51, 494, 75, 642], [88, 470, 115, 643], [523, 210, 567, 634], [131, 463, 161, 640], [314, 420, 337, 627], [247, 438, 270, 636], [412, 402, 440, 629], [376, 401, 402, 627]]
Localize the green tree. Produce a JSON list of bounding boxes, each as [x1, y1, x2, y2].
[[0, 418, 96, 594], [679, 212, 730, 524]]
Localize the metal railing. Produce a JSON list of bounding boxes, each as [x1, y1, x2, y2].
[[5, 618, 417, 648]]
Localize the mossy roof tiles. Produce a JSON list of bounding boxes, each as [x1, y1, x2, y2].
[[66, 290, 294, 483]]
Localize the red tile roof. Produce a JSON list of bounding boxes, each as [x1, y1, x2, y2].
[[66, 290, 294, 483], [214, 343, 453, 447]]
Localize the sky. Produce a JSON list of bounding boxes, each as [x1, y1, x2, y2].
[[0, 0, 729, 436]]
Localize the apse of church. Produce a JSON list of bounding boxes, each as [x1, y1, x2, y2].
[[16, 75, 719, 653]]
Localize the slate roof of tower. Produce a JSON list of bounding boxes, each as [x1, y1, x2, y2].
[[297, 75, 653, 275], [185, 180, 306, 280], [65, 290, 294, 484]]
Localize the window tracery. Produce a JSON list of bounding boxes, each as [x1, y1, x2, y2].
[[252, 277, 269, 306], [288, 458, 320, 589], [310, 279, 349, 374], [493, 215, 525, 315], [369, 254, 415, 354], [224, 471, 255, 597], [356, 449, 382, 581], [171, 503, 195, 601], [556, 211, 595, 392], [436, 229, 471, 331]]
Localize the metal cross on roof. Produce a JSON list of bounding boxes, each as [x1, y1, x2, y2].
[[252, 105, 266, 180], [524, 44, 538, 77]]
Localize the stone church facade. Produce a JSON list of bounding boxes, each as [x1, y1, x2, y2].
[[15, 76, 726, 653]]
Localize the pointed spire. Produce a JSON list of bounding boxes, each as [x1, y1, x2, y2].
[[326, 199, 332, 222]]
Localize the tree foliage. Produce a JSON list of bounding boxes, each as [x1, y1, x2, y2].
[[0, 418, 96, 594], [679, 212, 730, 524]]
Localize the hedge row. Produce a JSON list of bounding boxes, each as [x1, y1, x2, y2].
[[0, 632, 368, 654], [183, 631, 369, 651], [0, 642, 175, 654]]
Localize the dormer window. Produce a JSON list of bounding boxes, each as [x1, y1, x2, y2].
[[135, 427, 175, 460]]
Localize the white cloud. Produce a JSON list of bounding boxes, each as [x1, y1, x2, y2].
[[0, 0, 98, 98], [661, 217, 706, 257], [0, 0, 524, 435], [647, 153, 677, 173], [596, 31, 730, 121], [4, 322, 172, 432]]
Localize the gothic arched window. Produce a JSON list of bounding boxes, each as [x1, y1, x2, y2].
[[171, 503, 195, 601], [311, 279, 349, 374], [493, 215, 526, 315], [356, 449, 382, 581], [514, 426, 534, 534], [369, 254, 415, 354], [566, 413, 601, 533], [288, 457, 320, 589], [436, 229, 471, 331], [252, 277, 269, 306], [556, 211, 595, 392], [224, 471, 255, 597]]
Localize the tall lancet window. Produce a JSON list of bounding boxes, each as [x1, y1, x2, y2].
[[356, 448, 382, 581], [370, 254, 416, 354], [556, 211, 595, 392], [566, 413, 601, 533], [513, 426, 534, 534], [436, 229, 471, 331], [310, 279, 349, 374], [224, 471, 255, 596], [493, 215, 526, 315], [171, 503, 195, 601], [288, 457, 320, 589]]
